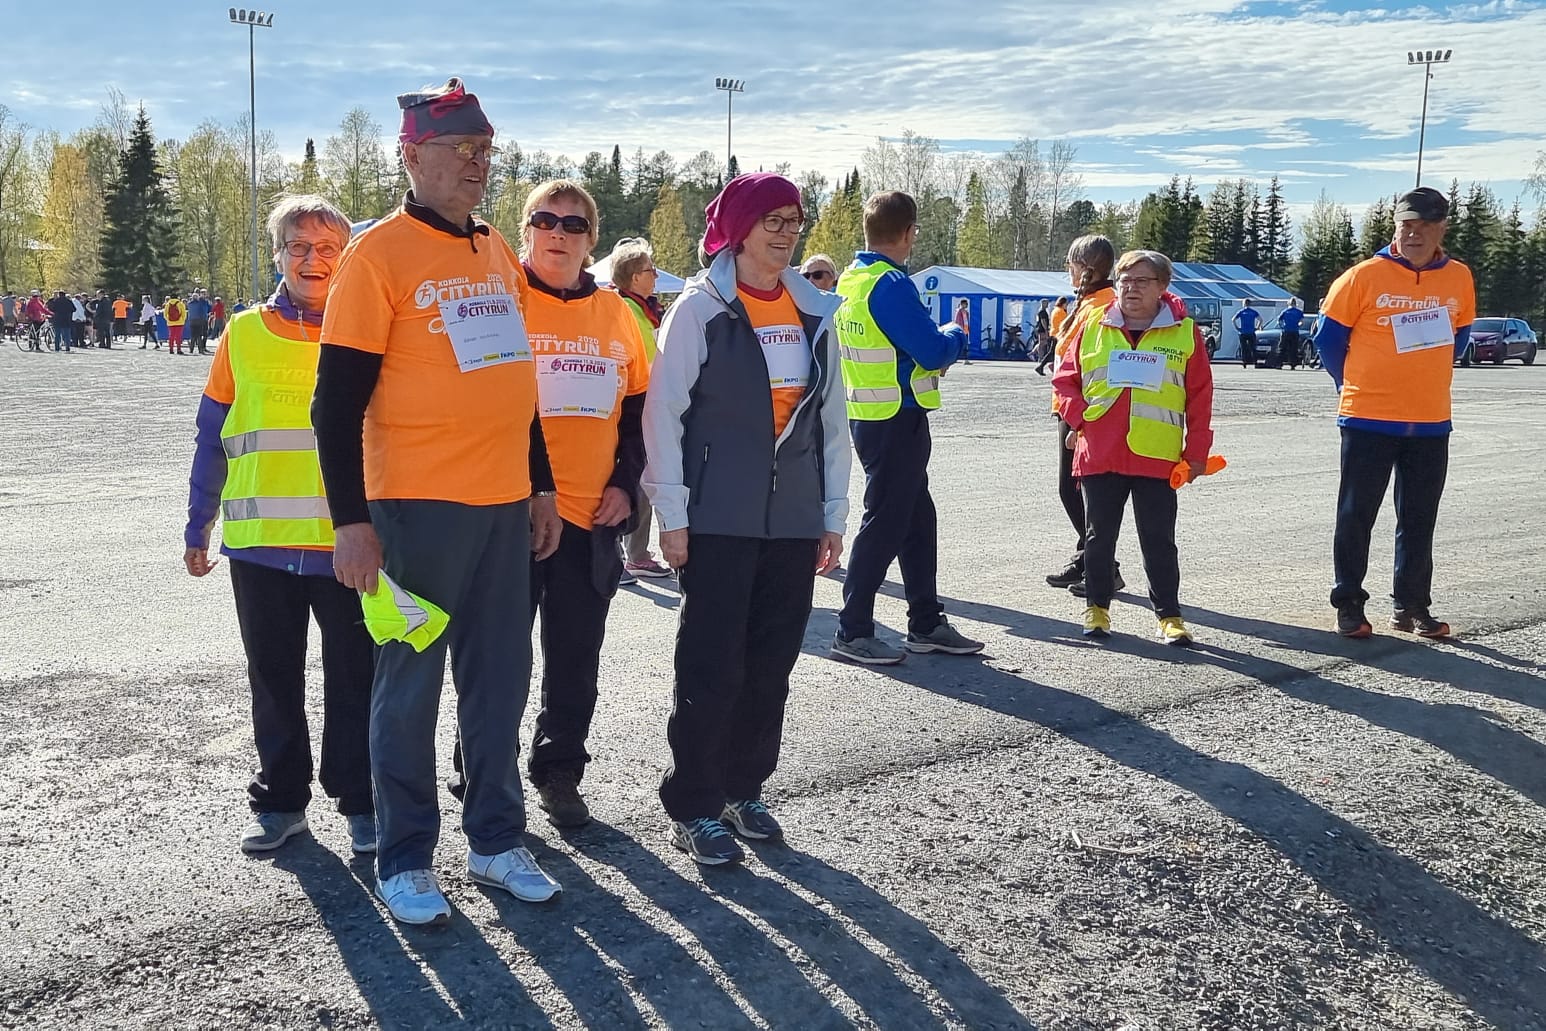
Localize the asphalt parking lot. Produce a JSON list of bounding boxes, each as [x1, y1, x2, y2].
[[2, 344, 1544, 1030]]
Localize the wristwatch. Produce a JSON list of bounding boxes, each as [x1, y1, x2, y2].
[[533, 490, 557, 499]]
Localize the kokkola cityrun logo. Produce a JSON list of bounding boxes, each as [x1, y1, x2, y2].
[[549, 357, 610, 376], [1373, 291, 1457, 327], [457, 298, 513, 319]]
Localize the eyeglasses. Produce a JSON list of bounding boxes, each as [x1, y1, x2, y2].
[[1116, 275, 1160, 289], [802, 269, 835, 283], [283, 240, 341, 259], [528, 210, 592, 235], [759, 214, 806, 235], [419, 139, 501, 162]]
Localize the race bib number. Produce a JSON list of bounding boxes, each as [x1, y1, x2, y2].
[[1107, 349, 1166, 391], [1390, 307, 1454, 354], [438, 293, 531, 373], [757, 324, 810, 388], [537, 354, 619, 419]]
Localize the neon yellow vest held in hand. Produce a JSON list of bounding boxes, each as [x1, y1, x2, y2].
[[218, 310, 334, 549], [835, 261, 941, 420], [1079, 316, 1195, 462]]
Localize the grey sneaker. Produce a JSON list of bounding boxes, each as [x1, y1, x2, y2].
[[1068, 569, 1125, 598], [670, 818, 745, 865], [830, 633, 905, 666], [904, 617, 984, 655], [240, 811, 308, 853], [468, 845, 562, 903], [722, 800, 783, 841], [348, 813, 377, 854]]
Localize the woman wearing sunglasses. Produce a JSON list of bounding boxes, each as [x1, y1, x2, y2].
[[642, 173, 850, 865], [799, 253, 838, 290], [506, 180, 651, 828]]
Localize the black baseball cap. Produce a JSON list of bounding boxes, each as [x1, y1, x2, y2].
[[1394, 187, 1449, 222]]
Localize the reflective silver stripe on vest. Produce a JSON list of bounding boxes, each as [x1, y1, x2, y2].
[[222, 428, 318, 459], [1162, 369, 1187, 390], [913, 376, 940, 395], [839, 345, 892, 363], [847, 386, 903, 404], [1083, 367, 1106, 390], [1130, 402, 1185, 428], [222, 496, 332, 522]]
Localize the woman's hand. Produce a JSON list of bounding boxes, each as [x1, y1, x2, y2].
[[815, 532, 843, 575], [660, 528, 689, 570], [1064, 428, 1079, 450]]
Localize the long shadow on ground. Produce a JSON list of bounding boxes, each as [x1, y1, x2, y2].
[[809, 622, 1546, 1027]]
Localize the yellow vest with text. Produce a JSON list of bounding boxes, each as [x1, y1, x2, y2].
[[835, 261, 941, 420], [218, 311, 333, 549], [620, 294, 658, 364], [1079, 315, 1194, 462]]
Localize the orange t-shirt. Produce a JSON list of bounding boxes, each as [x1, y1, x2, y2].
[[527, 286, 650, 529], [738, 285, 810, 437], [1323, 254, 1475, 425], [1052, 286, 1115, 413], [112, 299, 131, 319], [320, 209, 537, 505]]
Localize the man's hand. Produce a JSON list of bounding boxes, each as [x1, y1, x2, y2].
[[531, 495, 561, 560], [592, 486, 632, 528], [815, 532, 843, 575], [183, 546, 219, 577], [660, 528, 689, 570], [333, 522, 382, 594]]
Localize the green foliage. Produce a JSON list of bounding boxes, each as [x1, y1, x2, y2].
[[646, 184, 694, 276], [1134, 176, 1202, 260], [99, 107, 182, 299]]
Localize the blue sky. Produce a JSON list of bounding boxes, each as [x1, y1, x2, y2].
[[5, 0, 1542, 226]]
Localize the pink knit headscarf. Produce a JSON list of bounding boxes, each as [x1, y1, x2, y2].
[[702, 173, 803, 258]]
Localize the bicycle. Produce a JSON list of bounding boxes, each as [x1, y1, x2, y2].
[[15, 321, 45, 353]]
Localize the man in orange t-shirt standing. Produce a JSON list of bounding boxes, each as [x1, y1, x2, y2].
[[313, 77, 564, 926], [1314, 187, 1475, 640]]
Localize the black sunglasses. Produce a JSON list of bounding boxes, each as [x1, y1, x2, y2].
[[802, 269, 835, 282], [528, 210, 592, 235]]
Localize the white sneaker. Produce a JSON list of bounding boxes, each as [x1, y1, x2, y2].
[[376, 868, 451, 926], [468, 845, 562, 903]]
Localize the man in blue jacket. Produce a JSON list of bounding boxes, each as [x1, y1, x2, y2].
[[186, 289, 214, 355], [830, 191, 982, 665], [1234, 300, 1261, 368]]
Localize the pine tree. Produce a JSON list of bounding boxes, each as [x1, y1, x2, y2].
[[646, 183, 694, 275], [297, 138, 321, 194], [1360, 197, 1394, 258], [1487, 202, 1527, 316], [1294, 192, 1353, 311], [100, 106, 182, 299], [726, 155, 740, 180], [1263, 176, 1292, 283], [956, 171, 996, 267]]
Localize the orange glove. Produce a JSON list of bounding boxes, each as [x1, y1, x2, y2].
[[1171, 454, 1227, 489]]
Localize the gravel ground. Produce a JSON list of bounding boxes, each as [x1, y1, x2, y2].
[[2, 343, 1544, 1029]]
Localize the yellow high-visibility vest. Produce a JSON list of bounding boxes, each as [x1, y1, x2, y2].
[[218, 310, 333, 549], [835, 260, 940, 420], [1078, 315, 1195, 462]]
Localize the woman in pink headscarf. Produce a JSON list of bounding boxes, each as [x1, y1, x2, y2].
[[641, 174, 852, 866]]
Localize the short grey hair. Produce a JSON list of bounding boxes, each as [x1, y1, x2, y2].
[[1115, 249, 1174, 288], [609, 237, 655, 290], [800, 253, 837, 275], [266, 194, 351, 254]]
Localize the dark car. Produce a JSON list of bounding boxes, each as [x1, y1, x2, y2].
[[1248, 316, 1319, 367], [1460, 317, 1537, 366]]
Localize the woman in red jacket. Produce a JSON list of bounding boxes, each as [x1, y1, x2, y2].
[[1051, 250, 1214, 645]]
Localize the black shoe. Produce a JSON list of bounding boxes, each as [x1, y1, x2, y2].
[[1045, 563, 1082, 589], [1335, 602, 1372, 638], [1391, 608, 1450, 639], [536, 773, 590, 828], [1069, 569, 1124, 598], [721, 800, 783, 841], [670, 818, 744, 865]]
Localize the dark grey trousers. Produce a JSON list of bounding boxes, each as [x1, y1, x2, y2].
[[368, 498, 533, 881]]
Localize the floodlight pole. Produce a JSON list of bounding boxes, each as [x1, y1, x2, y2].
[[1407, 48, 1452, 188], [714, 77, 745, 180], [229, 9, 275, 302]]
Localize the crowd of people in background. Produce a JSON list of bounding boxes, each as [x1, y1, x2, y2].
[[2, 287, 243, 352]]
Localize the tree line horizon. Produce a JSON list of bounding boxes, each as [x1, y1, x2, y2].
[[2, 93, 1543, 325]]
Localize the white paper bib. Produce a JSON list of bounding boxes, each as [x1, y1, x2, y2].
[[1390, 307, 1454, 354], [1106, 349, 1167, 391], [537, 354, 620, 419], [757, 324, 810, 388], [438, 293, 531, 373]]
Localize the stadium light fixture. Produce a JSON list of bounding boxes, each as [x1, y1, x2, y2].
[[1406, 48, 1452, 188], [228, 9, 276, 302], [714, 78, 746, 180]]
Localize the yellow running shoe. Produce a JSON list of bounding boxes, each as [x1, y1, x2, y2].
[[1157, 616, 1193, 647], [1082, 605, 1111, 639]]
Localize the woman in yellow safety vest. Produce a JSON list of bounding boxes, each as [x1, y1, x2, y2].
[[182, 194, 377, 857], [1044, 235, 1118, 597], [1051, 249, 1215, 645]]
